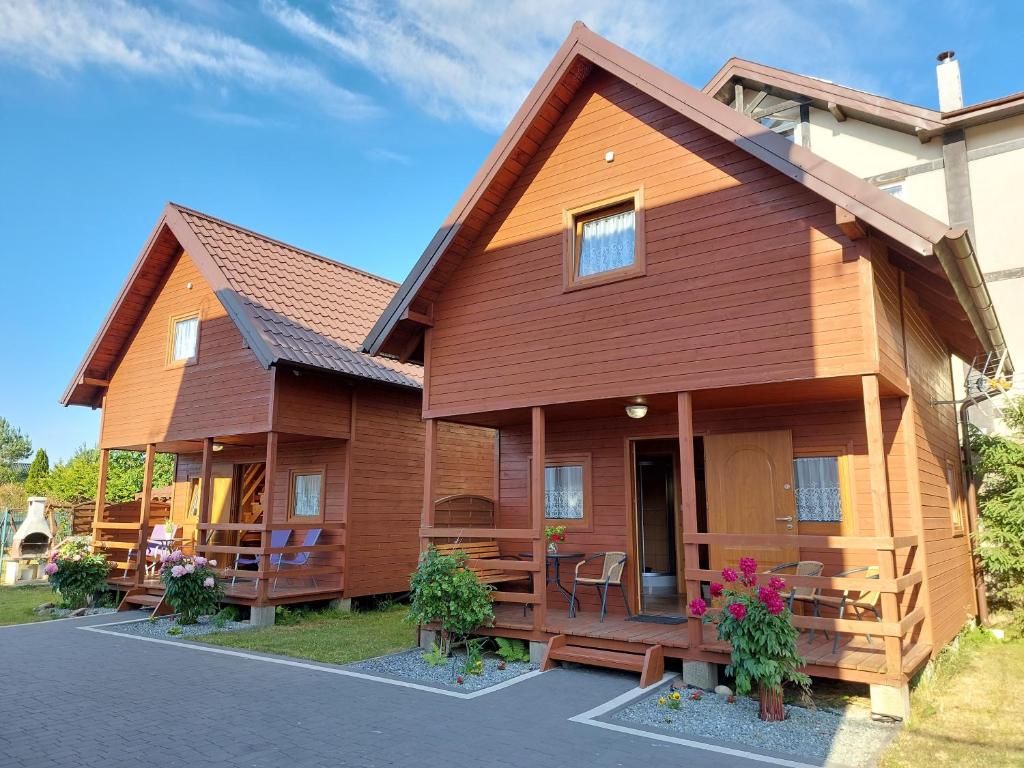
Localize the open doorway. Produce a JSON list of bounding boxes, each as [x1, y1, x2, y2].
[[632, 439, 684, 617]]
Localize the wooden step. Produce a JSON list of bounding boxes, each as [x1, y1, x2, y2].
[[121, 593, 163, 607], [117, 588, 173, 617], [542, 634, 665, 687]]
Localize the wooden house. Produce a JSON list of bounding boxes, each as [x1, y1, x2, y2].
[[364, 24, 1012, 718], [62, 204, 495, 623]]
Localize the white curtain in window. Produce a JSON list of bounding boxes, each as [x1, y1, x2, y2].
[[173, 317, 199, 360], [293, 474, 322, 517], [544, 465, 584, 519], [578, 210, 635, 277], [793, 457, 842, 522]]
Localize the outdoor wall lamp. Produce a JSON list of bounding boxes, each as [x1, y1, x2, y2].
[[625, 403, 648, 419]]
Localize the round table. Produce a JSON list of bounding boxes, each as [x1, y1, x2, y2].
[[519, 551, 585, 609]]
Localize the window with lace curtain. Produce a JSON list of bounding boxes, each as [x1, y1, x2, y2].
[[564, 190, 645, 290], [793, 456, 844, 523], [534, 454, 592, 528], [168, 312, 200, 365], [289, 468, 325, 521]]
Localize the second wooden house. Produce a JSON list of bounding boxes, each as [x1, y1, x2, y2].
[[62, 203, 495, 623]]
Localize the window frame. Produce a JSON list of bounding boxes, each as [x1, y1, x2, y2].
[[562, 189, 646, 292], [792, 446, 856, 536], [945, 457, 965, 536], [287, 466, 327, 522], [529, 453, 593, 531], [166, 311, 201, 368]]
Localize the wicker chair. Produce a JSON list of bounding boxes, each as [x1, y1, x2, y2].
[[763, 560, 825, 640], [813, 565, 882, 654], [569, 552, 630, 622]]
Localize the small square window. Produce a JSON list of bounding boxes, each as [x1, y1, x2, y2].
[[794, 456, 843, 523], [289, 469, 324, 520], [880, 183, 905, 200], [545, 464, 584, 520], [170, 315, 199, 363], [564, 191, 645, 290]]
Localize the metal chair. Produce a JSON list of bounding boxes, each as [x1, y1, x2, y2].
[[273, 528, 322, 589], [569, 552, 630, 622], [813, 565, 881, 654], [232, 528, 291, 585], [126, 523, 182, 578]]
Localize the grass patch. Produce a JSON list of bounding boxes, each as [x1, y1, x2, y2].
[[196, 604, 416, 665], [881, 622, 1024, 768], [0, 585, 55, 626]]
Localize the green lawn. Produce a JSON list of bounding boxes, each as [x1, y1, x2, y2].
[[0, 585, 55, 625], [197, 604, 417, 664], [882, 625, 1024, 768]]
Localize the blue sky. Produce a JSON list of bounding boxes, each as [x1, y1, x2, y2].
[[0, 0, 1019, 463]]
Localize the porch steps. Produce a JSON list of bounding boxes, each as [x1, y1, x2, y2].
[[541, 634, 664, 687], [117, 587, 172, 617]]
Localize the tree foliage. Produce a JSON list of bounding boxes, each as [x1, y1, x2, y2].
[[970, 395, 1024, 615], [0, 416, 32, 482], [25, 449, 50, 496], [45, 445, 174, 504], [407, 547, 494, 656]]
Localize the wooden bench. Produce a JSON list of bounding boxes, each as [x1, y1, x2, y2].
[[432, 541, 531, 587]]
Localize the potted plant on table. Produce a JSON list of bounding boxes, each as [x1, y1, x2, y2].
[[545, 525, 567, 554], [158, 550, 223, 625], [689, 556, 810, 721]]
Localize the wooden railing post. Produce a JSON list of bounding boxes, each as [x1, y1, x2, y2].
[[135, 444, 156, 586], [422, 418, 437, 553], [531, 406, 546, 632], [257, 431, 278, 604], [198, 438, 214, 550], [92, 448, 109, 553], [862, 375, 903, 682], [677, 392, 703, 649]]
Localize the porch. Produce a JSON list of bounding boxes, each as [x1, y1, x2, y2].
[[420, 374, 938, 695]]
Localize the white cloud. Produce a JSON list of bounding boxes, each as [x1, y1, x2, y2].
[[365, 147, 412, 165], [262, 0, 888, 131], [0, 0, 379, 120]]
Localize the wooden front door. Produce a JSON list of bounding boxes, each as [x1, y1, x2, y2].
[[704, 430, 798, 572]]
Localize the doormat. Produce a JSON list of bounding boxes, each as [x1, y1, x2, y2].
[[627, 614, 686, 625]]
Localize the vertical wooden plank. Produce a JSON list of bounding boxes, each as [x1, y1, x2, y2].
[[135, 444, 156, 586], [677, 392, 703, 649], [898, 392, 934, 650], [531, 406, 546, 632], [257, 431, 278, 605], [198, 438, 214, 549], [862, 375, 903, 682], [93, 448, 109, 534], [422, 417, 437, 534]]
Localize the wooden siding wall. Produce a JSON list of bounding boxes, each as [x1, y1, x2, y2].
[[896, 253, 977, 648], [493, 400, 915, 616], [273, 370, 352, 438], [871, 243, 908, 388], [101, 250, 272, 448], [345, 386, 498, 597], [426, 70, 870, 416]]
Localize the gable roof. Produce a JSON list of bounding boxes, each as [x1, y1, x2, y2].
[[362, 22, 1009, 372], [703, 57, 1024, 141], [63, 203, 421, 407]]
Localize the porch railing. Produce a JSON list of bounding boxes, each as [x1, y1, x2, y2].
[[682, 532, 926, 681]]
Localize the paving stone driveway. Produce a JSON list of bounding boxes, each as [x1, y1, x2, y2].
[[0, 614, 774, 768]]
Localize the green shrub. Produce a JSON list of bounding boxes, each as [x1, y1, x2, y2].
[[462, 637, 487, 676], [422, 642, 447, 667], [44, 537, 109, 608], [159, 551, 223, 625], [407, 546, 493, 656], [495, 637, 530, 663]]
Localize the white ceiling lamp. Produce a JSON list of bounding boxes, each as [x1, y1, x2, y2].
[[625, 402, 648, 419], [212, 443, 225, 452]]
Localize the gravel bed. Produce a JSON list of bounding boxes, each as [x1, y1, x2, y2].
[[105, 614, 253, 639], [50, 607, 117, 618], [613, 686, 900, 767], [350, 648, 536, 691]]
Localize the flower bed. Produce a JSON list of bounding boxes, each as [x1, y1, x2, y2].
[[105, 613, 252, 639], [613, 685, 899, 767], [350, 648, 535, 692]]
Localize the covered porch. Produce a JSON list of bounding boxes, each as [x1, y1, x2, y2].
[[420, 373, 933, 695]]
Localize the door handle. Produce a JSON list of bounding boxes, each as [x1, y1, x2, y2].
[[775, 516, 793, 522]]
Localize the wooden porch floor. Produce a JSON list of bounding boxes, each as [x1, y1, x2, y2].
[[488, 604, 930, 682], [106, 576, 342, 606]]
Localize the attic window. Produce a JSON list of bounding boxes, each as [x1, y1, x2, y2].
[[563, 190, 645, 290], [169, 313, 200, 365]]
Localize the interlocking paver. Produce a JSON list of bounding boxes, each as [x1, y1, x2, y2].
[[0, 613, 771, 768]]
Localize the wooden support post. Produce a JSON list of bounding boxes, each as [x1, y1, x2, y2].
[[135, 444, 156, 586], [530, 406, 547, 633], [92, 448, 109, 545], [422, 418, 437, 545], [862, 375, 904, 682], [257, 432, 278, 604], [677, 392, 703, 649], [198, 438, 214, 549]]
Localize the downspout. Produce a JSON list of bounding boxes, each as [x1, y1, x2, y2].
[[959, 396, 989, 625]]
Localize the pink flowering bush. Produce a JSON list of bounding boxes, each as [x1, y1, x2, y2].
[[158, 550, 223, 624], [46, 537, 110, 609], [695, 556, 810, 709]]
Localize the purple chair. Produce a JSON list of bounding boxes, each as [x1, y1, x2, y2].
[[273, 528, 322, 588], [232, 529, 291, 585]]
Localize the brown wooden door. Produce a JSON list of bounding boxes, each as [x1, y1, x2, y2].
[[704, 430, 798, 573]]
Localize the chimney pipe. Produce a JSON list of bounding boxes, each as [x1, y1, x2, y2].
[[936, 50, 963, 112]]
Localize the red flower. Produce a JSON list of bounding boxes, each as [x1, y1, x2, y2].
[[757, 586, 776, 603], [688, 690, 702, 701], [721, 567, 738, 583], [709, 582, 724, 597], [738, 557, 758, 578], [727, 602, 747, 621], [689, 598, 707, 617], [768, 576, 787, 592]]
